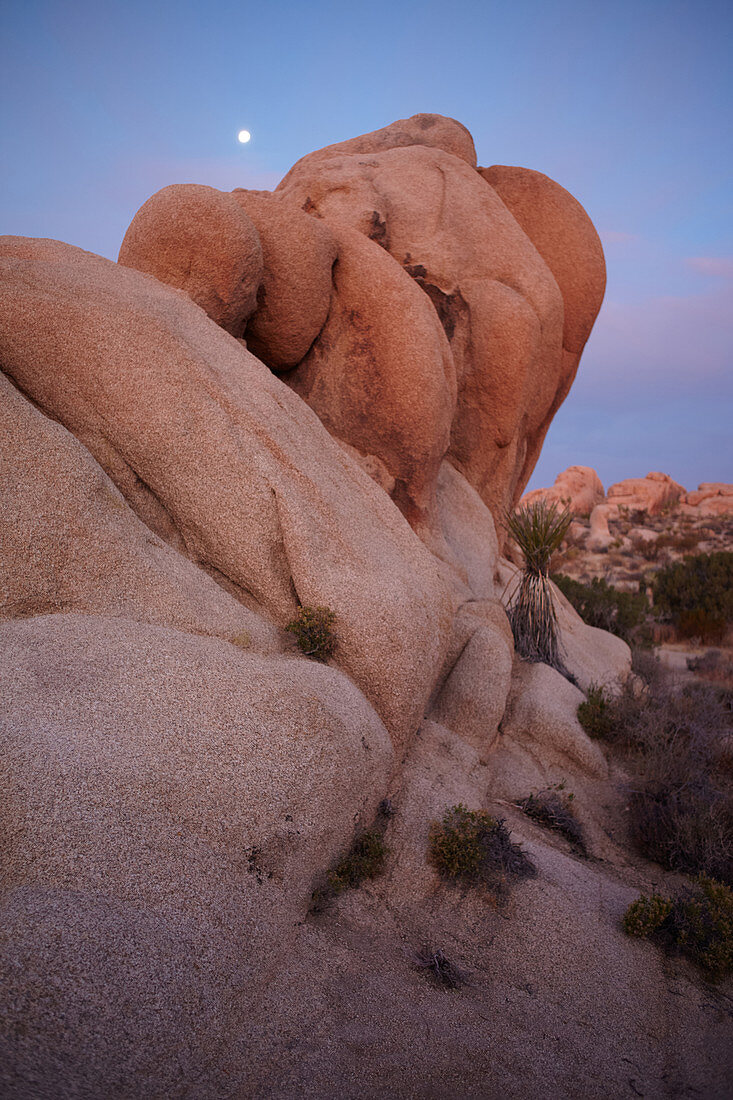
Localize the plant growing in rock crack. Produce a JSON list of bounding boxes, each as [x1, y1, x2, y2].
[[310, 829, 387, 913], [286, 605, 336, 661], [577, 683, 617, 740], [517, 784, 586, 854], [413, 947, 470, 990], [504, 500, 573, 675], [429, 804, 536, 900]]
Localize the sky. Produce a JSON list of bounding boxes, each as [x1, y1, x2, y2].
[[1, 0, 731, 492]]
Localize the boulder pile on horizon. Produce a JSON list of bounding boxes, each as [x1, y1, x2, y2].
[[523, 465, 733, 519]]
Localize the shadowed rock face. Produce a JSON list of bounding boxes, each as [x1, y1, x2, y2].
[[10, 119, 710, 1100]]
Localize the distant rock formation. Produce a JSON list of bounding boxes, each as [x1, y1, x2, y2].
[[522, 465, 605, 517], [523, 466, 733, 522], [4, 117, 725, 1099], [682, 482, 733, 516], [607, 471, 686, 516]]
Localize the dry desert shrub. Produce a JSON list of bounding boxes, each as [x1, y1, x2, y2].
[[412, 947, 470, 990], [687, 649, 733, 689], [517, 785, 586, 853], [623, 893, 673, 937], [630, 533, 662, 561], [577, 684, 617, 740], [578, 665, 733, 884], [429, 804, 536, 899]]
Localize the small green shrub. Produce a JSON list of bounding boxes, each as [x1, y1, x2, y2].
[[552, 573, 647, 642], [623, 877, 733, 980], [286, 605, 336, 661], [413, 947, 469, 990], [328, 829, 386, 893], [577, 684, 617, 740], [429, 804, 495, 878], [652, 551, 733, 623], [429, 804, 536, 894], [505, 500, 572, 674], [672, 876, 733, 979], [623, 893, 672, 937], [518, 785, 585, 852], [311, 828, 387, 912]]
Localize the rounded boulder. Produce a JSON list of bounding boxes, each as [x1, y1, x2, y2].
[[231, 190, 337, 371], [119, 184, 263, 336], [478, 165, 606, 356]]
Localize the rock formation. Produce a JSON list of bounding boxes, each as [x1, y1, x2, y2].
[[607, 471, 686, 516], [524, 465, 733, 524], [1, 116, 727, 1099], [682, 482, 733, 516], [522, 464, 605, 517], [117, 113, 606, 534]]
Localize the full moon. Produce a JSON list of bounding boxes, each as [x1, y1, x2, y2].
[[237, 129, 251, 144]]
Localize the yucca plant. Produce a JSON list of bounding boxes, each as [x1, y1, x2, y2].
[[505, 499, 572, 673]]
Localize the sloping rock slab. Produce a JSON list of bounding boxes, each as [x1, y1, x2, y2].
[[0, 237, 453, 748], [0, 614, 393, 1097]]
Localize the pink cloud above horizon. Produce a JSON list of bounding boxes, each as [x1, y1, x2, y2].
[[581, 282, 732, 393], [686, 256, 733, 279], [598, 229, 640, 245]]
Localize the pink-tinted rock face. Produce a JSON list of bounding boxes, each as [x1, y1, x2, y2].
[[0, 371, 278, 650], [230, 189, 337, 370], [278, 112, 478, 178], [276, 130, 581, 522], [113, 115, 604, 533], [0, 236, 453, 751], [683, 483, 733, 515], [607, 472, 685, 516], [285, 224, 456, 535], [588, 503, 614, 550], [522, 465, 605, 517], [119, 184, 263, 335], [478, 167, 606, 358]]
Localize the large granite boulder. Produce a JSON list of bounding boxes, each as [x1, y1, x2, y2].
[[0, 116, 663, 1100], [231, 189, 337, 370], [0, 236, 453, 750], [118, 183, 263, 335], [0, 614, 393, 1097]]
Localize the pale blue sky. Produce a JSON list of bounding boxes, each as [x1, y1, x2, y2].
[[2, 0, 731, 491]]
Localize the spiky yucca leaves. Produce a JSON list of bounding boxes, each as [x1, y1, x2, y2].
[[505, 500, 572, 673]]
